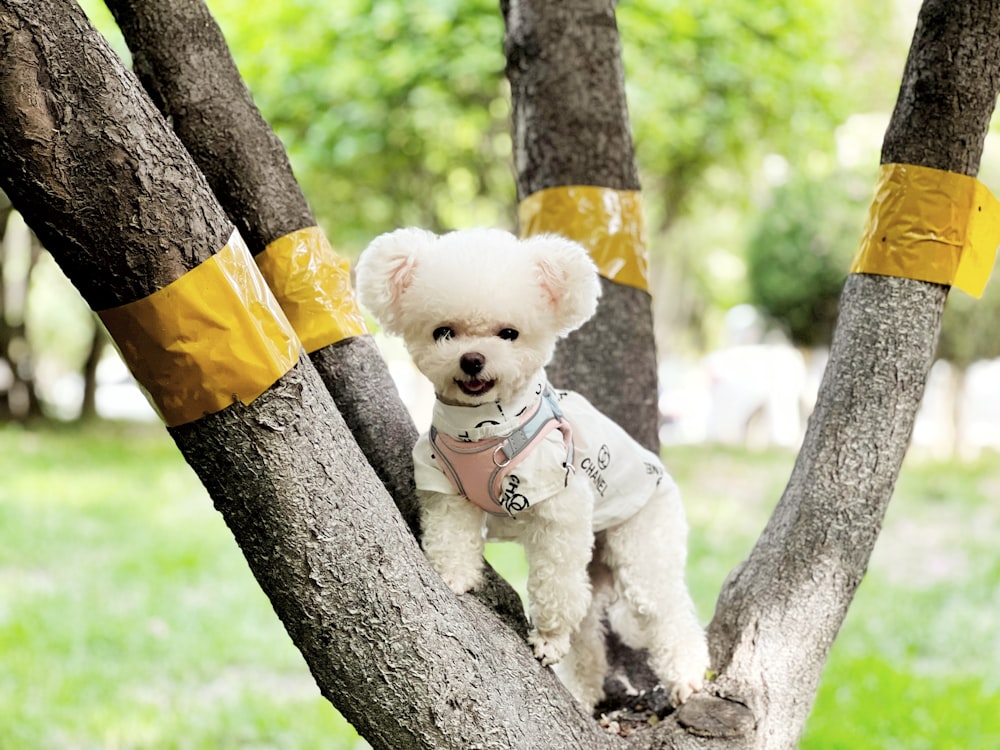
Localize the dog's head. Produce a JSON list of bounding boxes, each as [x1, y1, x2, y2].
[[355, 227, 601, 405]]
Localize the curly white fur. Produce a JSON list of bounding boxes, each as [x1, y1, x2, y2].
[[355, 227, 709, 709]]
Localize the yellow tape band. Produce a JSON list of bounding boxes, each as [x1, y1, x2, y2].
[[518, 185, 650, 292], [256, 226, 368, 352], [851, 163, 1000, 298], [98, 231, 301, 427]]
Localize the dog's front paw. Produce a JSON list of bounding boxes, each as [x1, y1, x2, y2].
[[439, 568, 482, 595], [528, 629, 572, 666]]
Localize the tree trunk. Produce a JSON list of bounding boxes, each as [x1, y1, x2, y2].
[[0, 198, 43, 421], [0, 189, 14, 421], [503, 0, 659, 453], [707, 1, 1000, 747], [79, 324, 105, 421], [102, 0, 421, 529]]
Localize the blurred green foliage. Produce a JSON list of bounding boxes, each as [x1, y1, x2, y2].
[[621, 1, 891, 225], [68, 0, 911, 353], [197, 0, 899, 255], [745, 169, 872, 347], [207, 0, 513, 248]]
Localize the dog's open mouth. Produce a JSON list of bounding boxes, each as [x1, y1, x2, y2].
[[456, 378, 495, 397]]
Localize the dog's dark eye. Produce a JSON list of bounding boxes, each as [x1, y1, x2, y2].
[[498, 328, 519, 341], [433, 326, 454, 342]]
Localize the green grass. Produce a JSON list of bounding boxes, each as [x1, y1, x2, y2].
[[0, 423, 366, 750], [1, 424, 998, 747], [663, 445, 1000, 749], [801, 454, 1000, 749]]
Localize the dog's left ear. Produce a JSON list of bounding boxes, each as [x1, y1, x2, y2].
[[524, 234, 602, 335]]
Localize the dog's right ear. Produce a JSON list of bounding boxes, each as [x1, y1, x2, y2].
[[355, 228, 437, 335], [524, 234, 602, 336]]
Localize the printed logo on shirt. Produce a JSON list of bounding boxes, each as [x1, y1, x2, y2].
[[500, 473, 530, 513], [644, 461, 665, 486], [580, 444, 611, 497], [597, 444, 611, 470]]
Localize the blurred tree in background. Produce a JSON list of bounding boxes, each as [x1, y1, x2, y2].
[[745, 169, 873, 348], [204, 0, 514, 246], [2, 0, 942, 419], [0, 189, 42, 421], [1, 189, 104, 422], [746, 164, 1000, 365], [937, 286, 1000, 368]]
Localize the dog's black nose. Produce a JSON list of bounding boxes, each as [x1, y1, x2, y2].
[[460, 352, 486, 376]]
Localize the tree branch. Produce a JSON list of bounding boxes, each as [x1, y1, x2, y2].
[[503, 0, 659, 453], [708, 1, 1000, 745], [102, 0, 425, 529]]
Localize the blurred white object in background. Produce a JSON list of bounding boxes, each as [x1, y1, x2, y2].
[[701, 343, 807, 449], [661, 305, 808, 449]]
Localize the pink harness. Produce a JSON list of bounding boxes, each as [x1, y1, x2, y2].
[[429, 388, 574, 516]]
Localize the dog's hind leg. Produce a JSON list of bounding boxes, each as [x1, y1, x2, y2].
[[602, 479, 709, 706]]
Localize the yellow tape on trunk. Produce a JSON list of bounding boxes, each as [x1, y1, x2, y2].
[[256, 226, 368, 352], [98, 231, 301, 427], [851, 163, 1000, 297], [518, 185, 650, 292]]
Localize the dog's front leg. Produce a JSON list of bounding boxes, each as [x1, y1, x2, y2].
[[419, 490, 486, 594], [522, 475, 595, 666]]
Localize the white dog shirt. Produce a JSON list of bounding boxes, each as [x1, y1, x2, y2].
[[413, 377, 668, 531]]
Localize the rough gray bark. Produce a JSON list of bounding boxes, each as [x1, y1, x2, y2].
[[503, 0, 659, 453], [0, 8, 228, 307], [0, 2, 608, 748], [706, 1, 1000, 747], [102, 0, 422, 530]]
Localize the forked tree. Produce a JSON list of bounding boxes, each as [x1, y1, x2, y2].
[[1, 0, 998, 748]]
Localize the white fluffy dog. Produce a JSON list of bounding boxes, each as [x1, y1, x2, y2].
[[355, 227, 708, 708]]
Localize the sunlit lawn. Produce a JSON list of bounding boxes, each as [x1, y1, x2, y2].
[[1, 424, 997, 748], [665, 445, 1000, 750]]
